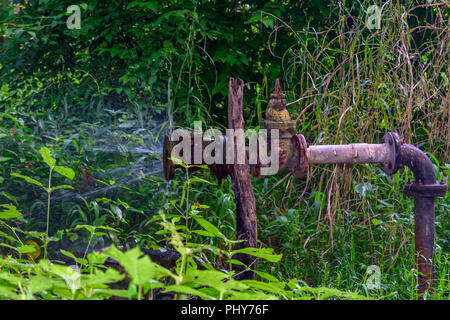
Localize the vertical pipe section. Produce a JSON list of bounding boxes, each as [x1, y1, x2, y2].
[[400, 144, 437, 297]]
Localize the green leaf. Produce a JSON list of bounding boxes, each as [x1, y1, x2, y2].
[[191, 230, 216, 237], [191, 214, 224, 239], [190, 215, 242, 244], [0, 204, 22, 220], [163, 285, 216, 300], [241, 280, 288, 296], [118, 247, 155, 287], [127, 1, 158, 12], [226, 259, 247, 267], [103, 245, 124, 261], [0, 157, 12, 162], [16, 245, 36, 254], [10, 173, 44, 188], [29, 275, 52, 294], [170, 156, 187, 169], [51, 185, 74, 191], [40, 147, 56, 167], [74, 224, 95, 233], [49, 264, 81, 294], [83, 268, 125, 287], [232, 247, 282, 263], [254, 270, 280, 283], [60, 249, 87, 265], [54, 166, 75, 180]]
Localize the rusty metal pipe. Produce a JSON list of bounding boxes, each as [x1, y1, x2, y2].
[[400, 144, 446, 298], [307, 143, 390, 165], [400, 144, 436, 184], [303, 140, 445, 298]]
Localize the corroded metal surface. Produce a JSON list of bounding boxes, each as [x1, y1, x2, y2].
[[264, 78, 290, 121], [290, 134, 309, 178], [404, 183, 447, 198], [261, 79, 297, 174], [307, 143, 389, 165], [400, 144, 446, 297], [380, 132, 402, 175]]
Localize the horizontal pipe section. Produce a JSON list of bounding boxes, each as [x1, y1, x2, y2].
[[307, 143, 389, 165]]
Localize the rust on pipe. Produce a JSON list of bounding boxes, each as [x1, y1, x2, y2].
[[399, 144, 447, 298], [308, 143, 390, 165]]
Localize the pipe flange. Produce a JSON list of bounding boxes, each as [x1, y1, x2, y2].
[[163, 134, 175, 180], [404, 183, 447, 198], [381, 132, 402, 175], [290, 134, 309, 178]]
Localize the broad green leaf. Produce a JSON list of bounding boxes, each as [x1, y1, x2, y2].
[[16, 245, 36, 254], [191, 229, 215, 237], [74, 224, 95, 233], [60, 249, 87, 265], [183, 269, 247, 292], [254, 270, 280, 283], [103, 245, 124, 261], [0, 204, 22, 220], [241, 279, 288, 296], [40, 147, 56, 167], [118, 247, 155, 286], [83, 268, 125, 287], [10, 173, 44, 189], [191, 215, 241, 243], [54, 166, 75, 180], [225, 259, 247, 267], [29, 275, 52, 294], [87, 250, 108, 266], [191, 214, 224, 239], [49, 264, 81, 294], [0, 157, 12, 162], [232, 247, 282, 263], [183, 269, 228, 285]]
